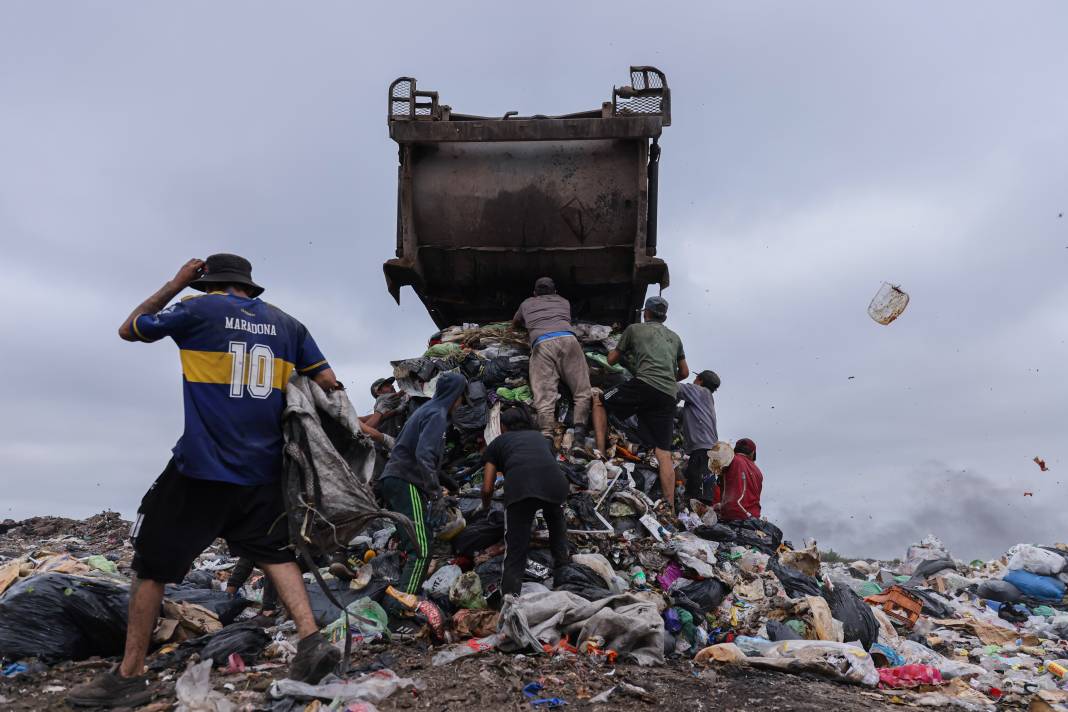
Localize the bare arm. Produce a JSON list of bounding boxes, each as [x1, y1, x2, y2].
[[606, 349, 622, 366], [312, 368, 341, 393], [677, 357, 690, 381], [118, 259, 204, 341], [481, 463, 498, 510]]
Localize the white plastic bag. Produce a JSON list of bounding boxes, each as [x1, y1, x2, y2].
[[270, 669, 426, 703], [1007, 544, 1066, 576], [423, 564, 462, 598], [586, 460, 608, 493], [750, 639, 880, 687], [176, 660, 233, 712]]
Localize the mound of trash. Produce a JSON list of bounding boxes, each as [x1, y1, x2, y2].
[[1, 322, 1066, 710]]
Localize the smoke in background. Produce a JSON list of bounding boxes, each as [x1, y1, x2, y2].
[[772, 461, 1063, 561]]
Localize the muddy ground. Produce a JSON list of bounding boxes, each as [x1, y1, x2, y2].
[[0, 642, 910, 711], [0, 513, 980, 711]]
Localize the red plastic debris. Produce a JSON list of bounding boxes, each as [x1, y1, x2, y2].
[[1034, 456, 1048, 472], [225, 653, 245, 674], [877, 664, 943, 689]]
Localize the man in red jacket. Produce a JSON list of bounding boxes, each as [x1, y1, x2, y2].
[[715, 438, 763, 521]]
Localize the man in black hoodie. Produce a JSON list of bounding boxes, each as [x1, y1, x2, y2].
[[378, 372, 467, 598]]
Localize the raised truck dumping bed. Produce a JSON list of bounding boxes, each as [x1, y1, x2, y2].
[[383, 66, 672, 328]]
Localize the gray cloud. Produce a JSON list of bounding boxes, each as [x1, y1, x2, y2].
[[1, 3, 1065, 558]]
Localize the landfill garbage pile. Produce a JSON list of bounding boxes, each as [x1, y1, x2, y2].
[[1, 324, 1067, 710]]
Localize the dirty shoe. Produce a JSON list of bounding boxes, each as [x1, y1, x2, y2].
[[289, 633, 341, 684], [66, 669, 153, 708]]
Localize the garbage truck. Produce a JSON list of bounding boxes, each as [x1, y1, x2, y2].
[[383, 66, 672, 328]]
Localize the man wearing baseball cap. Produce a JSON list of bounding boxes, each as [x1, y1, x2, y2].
[[678, 370, 721, 503], [592, 295, 689, 512], [70, 254, 342, 707], [512, 277, 593, 441], [362, 376, 408, 437]]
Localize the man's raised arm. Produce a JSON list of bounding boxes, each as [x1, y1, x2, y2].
[[118, 258, 204, 341]]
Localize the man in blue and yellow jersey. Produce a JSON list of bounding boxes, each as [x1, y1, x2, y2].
[[69, 254, 341, 708]]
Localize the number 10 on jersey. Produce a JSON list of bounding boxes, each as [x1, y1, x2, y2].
[[228, 341, 274, 399]]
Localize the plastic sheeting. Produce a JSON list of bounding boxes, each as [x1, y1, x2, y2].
[[499, 590, 665, 666]]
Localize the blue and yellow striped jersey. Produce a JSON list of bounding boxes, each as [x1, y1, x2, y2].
[[133, 291, 329, 485]]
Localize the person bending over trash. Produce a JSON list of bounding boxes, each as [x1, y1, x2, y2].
[[679, 370, 720, 504], [376, 371, 467, 610], [481, 408, 571, 597], [70, 254, 342, 708], [512, 276, 593, 442], [715, 438, 763, 522], [592, 295, 689, 512]]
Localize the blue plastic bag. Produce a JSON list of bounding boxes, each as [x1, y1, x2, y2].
[[1003, 570, 1066, 601]]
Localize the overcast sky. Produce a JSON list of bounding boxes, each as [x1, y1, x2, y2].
[[2, 2, 1065, 559]]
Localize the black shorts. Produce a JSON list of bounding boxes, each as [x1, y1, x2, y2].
[[602, 378, 678, 450], [131, 459, 294, 583]]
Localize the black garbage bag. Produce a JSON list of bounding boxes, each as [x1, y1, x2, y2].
[[766, 620, 804, 641], [976, 579, 1024, 604], [305, 579, 366, 627], [452, 381, 488, 432], [672, 578, 730, 618], [163, 588, 250, 626], [201, 621, 271, 665], [475, 556, 504, 597], [822, 581, 879, 651], [452, 509, 505, 557], [693, 524, 737, 543], [553, 563, 612, 601], [908, 559, 956, 583], [769, 557, 822, 599], [998, 604, 1028, 625], [901, 586, 955, 619], [559, 462, 588, 489], [180, 570, 216, 589], [566, 493, 603, 531], [726, 519, 783, 555], [0, 573, 128, 662], [369, 551, 402, 583], [629, 466, 660, 496]]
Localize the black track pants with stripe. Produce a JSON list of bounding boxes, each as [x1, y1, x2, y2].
[[381, 477, 432, 595]]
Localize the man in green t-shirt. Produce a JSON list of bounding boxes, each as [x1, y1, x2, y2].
[[592, 296, 689, 511]]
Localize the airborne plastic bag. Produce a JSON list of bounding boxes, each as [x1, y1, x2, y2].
[[867, 282, 909, 325], [0, 573, 128, 661]]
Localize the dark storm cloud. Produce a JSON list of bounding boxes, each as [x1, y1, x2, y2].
[[1, 2, 1065, 557]]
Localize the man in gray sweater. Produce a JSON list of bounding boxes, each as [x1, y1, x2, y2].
[[512, 277, 593, 441]]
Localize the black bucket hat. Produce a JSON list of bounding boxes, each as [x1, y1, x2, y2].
[[190, 253, 264, 298]]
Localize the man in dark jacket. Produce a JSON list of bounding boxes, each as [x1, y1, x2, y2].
[[481, 408, 571, 596], [715, 438, 763, 522], [378, 372, 467, 599]]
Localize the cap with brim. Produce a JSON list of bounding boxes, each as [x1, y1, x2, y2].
[[534, 277, 556, 295], [644, 295, 669, 319], [371, 377, 396, 398], [190, 253, 264, 298]]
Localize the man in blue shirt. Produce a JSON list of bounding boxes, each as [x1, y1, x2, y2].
[[69, 255, 342, 708]]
